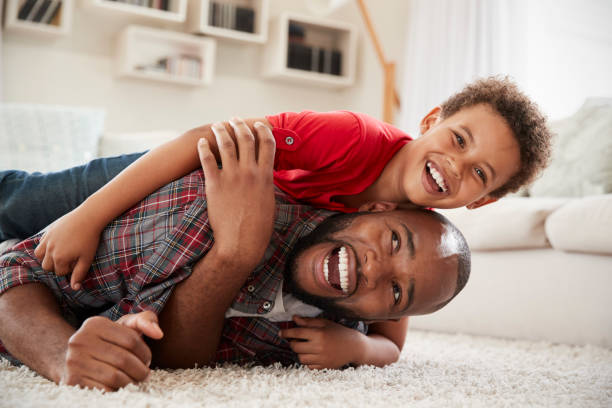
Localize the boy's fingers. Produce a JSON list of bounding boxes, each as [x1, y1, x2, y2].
[[198, 139, 219, 182], [33, 239, 46, 260], [70, 259, 90, 290], [254, 122, 276, 170], [293, 316, 327, 328], [41, 252, 55, 273], [211, 123, 237, 165]]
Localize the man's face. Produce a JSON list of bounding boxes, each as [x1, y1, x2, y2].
[[398, 103, 520, 209], [284, 209, 460, 321]]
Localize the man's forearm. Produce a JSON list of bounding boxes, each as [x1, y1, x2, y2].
[[151, 246, 255, 368], [0, 284, 74, 382]]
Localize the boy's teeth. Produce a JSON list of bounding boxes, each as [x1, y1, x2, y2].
[[427, 162, 447, 192], [324, 246, 350, 294]]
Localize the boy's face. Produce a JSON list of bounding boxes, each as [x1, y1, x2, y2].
[[400, 103, 520, 209]]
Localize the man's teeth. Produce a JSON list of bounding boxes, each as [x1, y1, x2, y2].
[[323, 246, 349, 294], [427, 162, 447, 192]]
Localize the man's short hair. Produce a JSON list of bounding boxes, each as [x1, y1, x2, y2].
[[440, 76, 553, 198]]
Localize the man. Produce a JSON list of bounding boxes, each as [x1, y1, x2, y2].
[[0, 121, 470, 391]]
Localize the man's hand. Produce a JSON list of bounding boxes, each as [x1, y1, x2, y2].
[[198, 117, 276, 270], [279, 316, 366, 369], [34, 208, 102, 291], [59, 312, 163, 392]]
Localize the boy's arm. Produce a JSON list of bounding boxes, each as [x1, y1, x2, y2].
[[34, 118, 271, 288], [280, 316, 409, 369]]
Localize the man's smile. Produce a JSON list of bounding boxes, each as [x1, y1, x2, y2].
[[315, 243, 358, 297]]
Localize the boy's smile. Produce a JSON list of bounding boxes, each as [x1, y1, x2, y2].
[[385, 103, 521, 209]]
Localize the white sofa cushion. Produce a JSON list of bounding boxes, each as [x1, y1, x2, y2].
[[98, 130, 180, 157], [0, 103, 104, 172], [546, 194, 612, 255], [529, 98, 612, 197], [438, 197, 568, 250]]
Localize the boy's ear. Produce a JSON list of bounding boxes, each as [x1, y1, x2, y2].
[[359, 201, 398, 213], [420, 106, 442, 135], [466, 196, 498, 210]]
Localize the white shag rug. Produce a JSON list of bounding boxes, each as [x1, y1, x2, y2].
[[1, 330, 611, 408]]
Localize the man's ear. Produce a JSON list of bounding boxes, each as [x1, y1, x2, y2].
[[358, 201, 398, 213], [466, 196, 498, 210], [419, 106, 442, 135]]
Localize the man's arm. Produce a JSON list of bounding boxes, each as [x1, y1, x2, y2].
[[0, 283, 156, 391], [150, 119, 277, 368]]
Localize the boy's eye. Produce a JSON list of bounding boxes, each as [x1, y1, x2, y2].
[[454, 132, 465, 148], [475, 167, 487, 183], [391, 231, 400, 252], [392, 282, 402, 305]]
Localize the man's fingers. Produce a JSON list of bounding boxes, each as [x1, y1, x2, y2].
[[296, 353, 319, 366], [229, 117, 256, 165], [93, 320, 152, 367], [211, 122, 237, 166], [119, 312, 164, 340], [69, 377, 114, 392], [254, 122, 276, 171], [90, 340, 150, 383], [288, 340, 316, 355], [81, 358, 135, 390], [198, 138, 219, 182]]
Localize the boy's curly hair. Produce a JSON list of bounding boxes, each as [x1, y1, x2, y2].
[[439, 76, 552, 197]]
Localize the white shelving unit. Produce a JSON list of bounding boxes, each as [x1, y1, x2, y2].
[[262, 12, 357, 88], [187, 0, 268, 44], [4, 0, 73, 36], [83, 0, 187, 24], [116, 25, 216, 86]]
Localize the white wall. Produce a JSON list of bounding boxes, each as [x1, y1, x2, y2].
[[2, 0, 410, 133], [522, 0, 612, 120]]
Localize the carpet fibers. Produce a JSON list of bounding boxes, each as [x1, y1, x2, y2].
[[1, 330, 610, 408]]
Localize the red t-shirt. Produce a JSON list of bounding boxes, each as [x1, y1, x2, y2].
[[266, 110, 412, 213]]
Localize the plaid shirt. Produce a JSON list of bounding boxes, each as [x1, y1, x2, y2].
[[0, 170, 365, 366]]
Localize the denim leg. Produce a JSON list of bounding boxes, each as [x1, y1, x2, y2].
[[0, 152, 145, 240]]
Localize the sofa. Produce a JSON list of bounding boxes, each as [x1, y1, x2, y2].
[[411, 98, 612, 348]]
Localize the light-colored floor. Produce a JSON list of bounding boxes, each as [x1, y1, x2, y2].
[[2, 330, 611, 408]]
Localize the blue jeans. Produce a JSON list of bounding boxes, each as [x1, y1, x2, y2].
[[0, 152, 144, 241]]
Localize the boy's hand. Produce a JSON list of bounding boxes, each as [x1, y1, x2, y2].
[[197, 118, 276, 270], [279, 316, 365, 369], [34, 209, 102, 290]]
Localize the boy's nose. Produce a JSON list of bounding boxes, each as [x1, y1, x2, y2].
[[445, 156, 461, 179]]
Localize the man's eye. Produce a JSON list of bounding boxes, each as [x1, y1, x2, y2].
[[454, 133, 465, 148], [391, 231, 400, 252], [392, 282, 401, 305], [475, 167, 486, 183]]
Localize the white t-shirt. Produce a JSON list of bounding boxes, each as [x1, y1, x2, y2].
[[225, 280, 322, 322]]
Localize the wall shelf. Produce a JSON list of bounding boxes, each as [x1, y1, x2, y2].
[[83, 0, 187, 24], [186, 0, 268, 44], [4, 0, 73, 36], [262, 11, 357, 88], [116, 25, 216, 87]]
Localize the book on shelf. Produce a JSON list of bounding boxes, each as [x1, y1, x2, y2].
[[17, 0, 62, 25], [135, 54, 202, 80], [287, 42, 342, 76], [105, 0, 171, 11], [208, 1, 255, 33]]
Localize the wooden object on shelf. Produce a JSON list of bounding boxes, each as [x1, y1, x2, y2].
[[355, 0, 400, 123], [116, 25, 216, 86], [262, 11, 356, 88], [4, 0, 73, 36], [83, 0, 187, 23], [187, 0, 269, 44]]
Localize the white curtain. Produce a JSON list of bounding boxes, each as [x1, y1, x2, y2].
[[397, 0, 527, 135]]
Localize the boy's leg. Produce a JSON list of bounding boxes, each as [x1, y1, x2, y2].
[[0, 152, 145, 241]]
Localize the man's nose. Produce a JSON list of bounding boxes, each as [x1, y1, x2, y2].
[[362, 249, 387, 289]]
